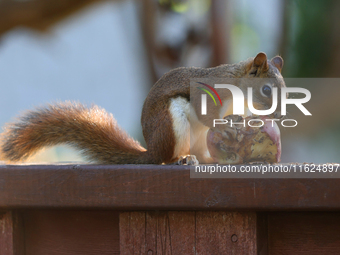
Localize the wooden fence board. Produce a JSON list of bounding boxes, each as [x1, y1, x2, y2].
[[120, 211, 257, 254], [120, 212, 146, 255], [268, 212, 340, 255], [196, 212, 257, 254], [24, 210, 119, 255], [0, 211, 25, 255]]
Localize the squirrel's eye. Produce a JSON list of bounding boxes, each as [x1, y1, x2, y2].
[[261, 85, 272, 97]]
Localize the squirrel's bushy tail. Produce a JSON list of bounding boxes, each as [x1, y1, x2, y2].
[[0, 102, 147, 164]]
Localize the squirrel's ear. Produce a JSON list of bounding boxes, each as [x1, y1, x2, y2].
[[253, 52, 268, 69], [271, 56, 284, 72]]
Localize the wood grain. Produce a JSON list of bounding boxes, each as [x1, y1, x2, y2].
[[120, 211, 196, 255], [120, 211, 257, 254], [268, 212, 340, 255], [24, 210, 119, 255], [0, 211, 25, 255], [0, 164, 340, 210], [256, 213, 268, 255], [119, 212, 146, 254], [196, 212, 256, 254]]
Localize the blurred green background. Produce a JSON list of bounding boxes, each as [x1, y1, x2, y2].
[[0, 0, 339, 163]]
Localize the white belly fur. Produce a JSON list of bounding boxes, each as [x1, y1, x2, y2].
[[169, 97, 191, 160], [169, 97, 236, 162]]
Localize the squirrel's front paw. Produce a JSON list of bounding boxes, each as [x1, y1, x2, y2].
[[177, 155, 199, 165]]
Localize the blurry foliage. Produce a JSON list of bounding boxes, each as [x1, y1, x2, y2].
[[283, 0, 335, 77], [158, 0, 211, 14], [231, 23, 259, 62], [281, 0, 340, 145]]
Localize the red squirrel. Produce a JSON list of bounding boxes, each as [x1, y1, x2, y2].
[[0, 52, 284, 164]]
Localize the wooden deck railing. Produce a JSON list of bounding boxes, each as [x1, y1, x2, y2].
[[0, 164, 340, 254]]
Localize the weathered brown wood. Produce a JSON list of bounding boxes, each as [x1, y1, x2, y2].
[[119, 212, 146, 254], [0, 211, 25, 255], [24, 210, 119, 255], [0, 164, 340, 210], [146, 211, 196, 254], [120, 211, 257, 254], [165, 212, 196, 254], [120, 211, 196, 255], [268, 212, 340, 254], [196, 212, 256, 254], [256, 213, 268, 255]]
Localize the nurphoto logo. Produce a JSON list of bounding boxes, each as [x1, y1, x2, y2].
[[197, 82, 312, 128]]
